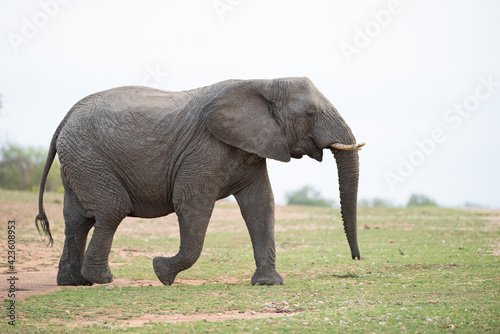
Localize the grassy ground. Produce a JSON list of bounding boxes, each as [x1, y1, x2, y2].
[[1, 189, 499, 333]]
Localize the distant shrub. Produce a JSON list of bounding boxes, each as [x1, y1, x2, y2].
[[406, 194, 438, 207], [463, 202, 483, 208], [0, 143, 62, 191], [286, 186, 336, 207], [358, 198, 393, 208]]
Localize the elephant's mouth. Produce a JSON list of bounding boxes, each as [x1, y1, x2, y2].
[[291, 136, 324, 161], [329, 142, 366, 151], [292, 140, 365, 161]]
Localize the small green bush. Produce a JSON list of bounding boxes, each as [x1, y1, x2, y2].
[[0, 143, 62, 191], [406, 193, 438, 207], [285, 186, 335, 207]]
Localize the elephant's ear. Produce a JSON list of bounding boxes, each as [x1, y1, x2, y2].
[[203, 80, 291, 162]]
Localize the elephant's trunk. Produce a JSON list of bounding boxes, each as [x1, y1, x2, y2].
[[332, 148, 361, 260]]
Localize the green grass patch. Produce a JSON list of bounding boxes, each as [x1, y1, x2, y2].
[[2, 198, 499, 333]]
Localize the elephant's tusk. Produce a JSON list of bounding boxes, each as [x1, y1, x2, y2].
[[330, 142, 366, 151]]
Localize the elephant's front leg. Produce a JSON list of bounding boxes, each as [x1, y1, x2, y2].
[[153, 199, 215, 285], [234, 167, 285, 285]]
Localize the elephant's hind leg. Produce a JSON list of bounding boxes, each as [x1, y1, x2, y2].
[[80, 201, 130, 284], [81, 220, 124, 284], [57, 189, 95, 286], [73, 173, 132, 284]]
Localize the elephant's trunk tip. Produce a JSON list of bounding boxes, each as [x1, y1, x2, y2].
[[330, 142, 366, 151], [347, 232, 361, 260]]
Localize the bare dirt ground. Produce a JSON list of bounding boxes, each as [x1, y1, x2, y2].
[[1, 193, 499, 325]]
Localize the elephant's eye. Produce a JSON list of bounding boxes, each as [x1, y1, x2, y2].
[[306, 110, 315, 119]]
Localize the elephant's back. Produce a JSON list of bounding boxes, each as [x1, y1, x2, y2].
[[59, 86, 192, 140], [88, 86, 192, 118], [55, 86, 196, 169]]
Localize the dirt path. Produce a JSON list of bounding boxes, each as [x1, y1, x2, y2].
[[1, 196, 329, 302]]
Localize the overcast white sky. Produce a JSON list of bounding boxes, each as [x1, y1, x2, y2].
[[1, 0, 499, 208]]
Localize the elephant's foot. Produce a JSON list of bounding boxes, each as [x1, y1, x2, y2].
[[153, 257, 179, 285], [81, 262, 114, 284], [57, 270, 93, 286], [251, 268, 285, 286]]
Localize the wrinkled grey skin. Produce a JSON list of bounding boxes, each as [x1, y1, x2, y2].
[[36, 77, 361, 286]]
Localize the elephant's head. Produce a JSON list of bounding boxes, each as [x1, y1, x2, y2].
[[203, 77, 364, 259]]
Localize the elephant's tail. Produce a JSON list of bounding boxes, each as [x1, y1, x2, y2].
[[36, 99, 93, 246], [36, 130, 59, 246]]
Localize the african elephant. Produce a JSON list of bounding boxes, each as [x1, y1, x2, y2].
[[35, 77, 364, 286]]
